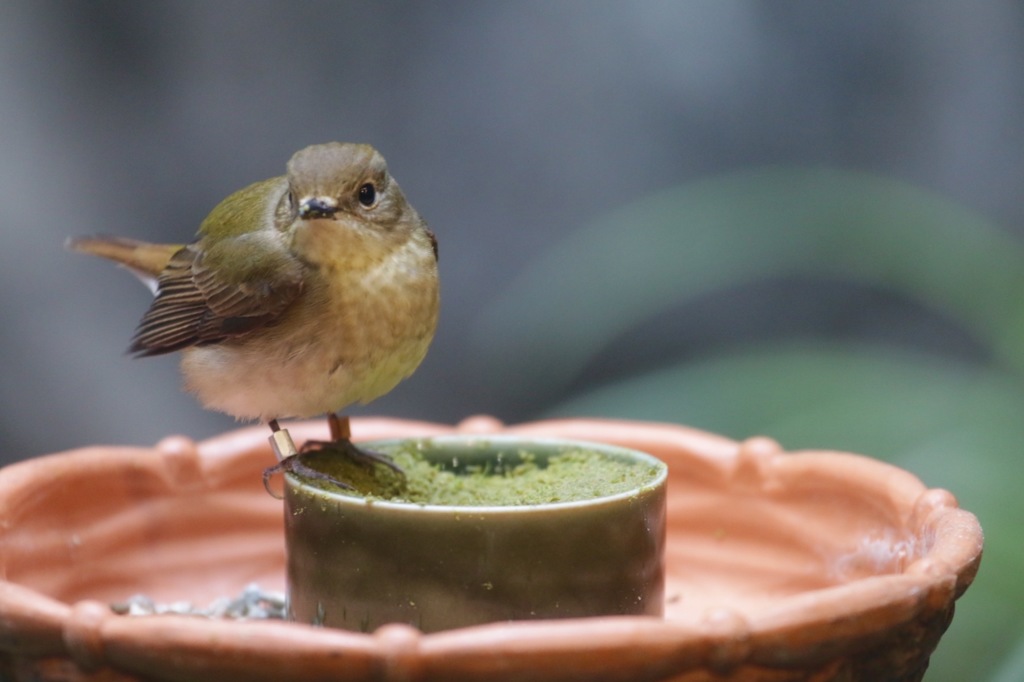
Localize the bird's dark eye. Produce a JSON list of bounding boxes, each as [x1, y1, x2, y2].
[[358, 183, 377, 207]]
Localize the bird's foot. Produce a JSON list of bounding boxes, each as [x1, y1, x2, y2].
[[299, 437, 404, 475], [261, 415, 405, 498], [262, 454, 354, 498], [263, 438, 406, 498]]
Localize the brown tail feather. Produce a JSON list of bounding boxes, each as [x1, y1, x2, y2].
[[65, 235, 182, 279]]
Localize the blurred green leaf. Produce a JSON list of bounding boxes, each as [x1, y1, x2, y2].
[[544, 342, 1013, 456], [471, 168, 1024, 399], [990, 629, 1024, 682]]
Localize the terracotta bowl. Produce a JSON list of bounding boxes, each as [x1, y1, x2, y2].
[[0, 416, 983, 682]]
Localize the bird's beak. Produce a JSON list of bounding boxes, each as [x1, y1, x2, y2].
[[299, 197, 339, 220]]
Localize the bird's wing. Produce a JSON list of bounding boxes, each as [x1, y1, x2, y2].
[[129, 233, 304, 356]]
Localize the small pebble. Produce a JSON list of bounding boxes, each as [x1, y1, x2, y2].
[[111, 583, 286, 620]]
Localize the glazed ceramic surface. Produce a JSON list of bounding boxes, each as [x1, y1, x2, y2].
[[285, 437, 667, 631], [0, 417, 983, 682]]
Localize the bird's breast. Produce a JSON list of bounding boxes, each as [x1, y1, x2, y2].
[[180, 230, 439, 421]]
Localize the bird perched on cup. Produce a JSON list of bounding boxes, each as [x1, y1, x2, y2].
[[68, 142, 440, 490]]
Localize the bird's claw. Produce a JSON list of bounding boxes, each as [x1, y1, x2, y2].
[[262, 453, 355, 499], [262, 438, 405, 498], [300, 438, 405, 475]]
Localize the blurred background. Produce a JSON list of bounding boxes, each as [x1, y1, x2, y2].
[[1, 2, 1022, 679]]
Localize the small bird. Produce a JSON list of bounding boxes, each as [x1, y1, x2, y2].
[[68, 142, 440, 487]]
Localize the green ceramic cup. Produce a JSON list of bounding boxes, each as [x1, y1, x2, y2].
[[283, 436, 667, 633]]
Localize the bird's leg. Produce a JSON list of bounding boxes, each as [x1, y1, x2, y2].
[[262, 419, 356, 498], [301, 413, 404, 475], [267, 419, 298, 460], [327, 412, 349, 441]]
